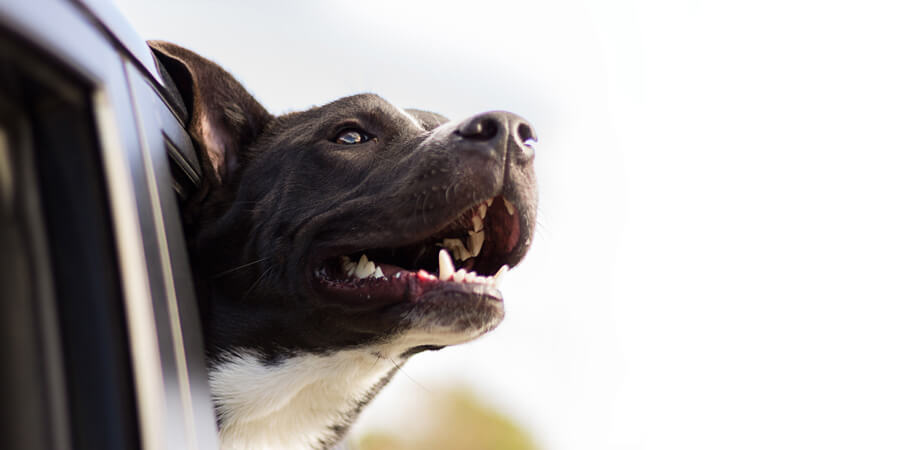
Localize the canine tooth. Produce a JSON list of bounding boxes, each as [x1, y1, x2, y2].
[[438, 249, 454, 281], [493, 264, 509, 287], [503, 198, 515, 215], [472, 215, 483, 232], [373, 266, 385, 279], [453, 269, 467, 282], [478, 203, 488, 220], [468, 230, 485, 257], [486, 198, 493, 207]]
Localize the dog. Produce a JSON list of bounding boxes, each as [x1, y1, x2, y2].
[[149, 41, 538, 450]]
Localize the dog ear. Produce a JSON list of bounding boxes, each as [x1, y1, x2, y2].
[[148, 41, 272, 186]]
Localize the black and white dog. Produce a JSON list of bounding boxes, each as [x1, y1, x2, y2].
[[150, 42, 538, 450]]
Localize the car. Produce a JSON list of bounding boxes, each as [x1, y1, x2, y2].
[[1, 0, 222, 449]]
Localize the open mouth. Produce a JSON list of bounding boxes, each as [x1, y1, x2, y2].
[[312, 195, 523, 308]]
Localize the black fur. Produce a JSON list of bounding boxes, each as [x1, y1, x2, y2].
[[149, 40, 538, 444]]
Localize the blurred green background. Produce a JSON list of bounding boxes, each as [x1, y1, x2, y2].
[[355, 386, 538, 450]]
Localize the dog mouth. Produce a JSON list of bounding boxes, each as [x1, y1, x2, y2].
[[311, 195, 523, 308]]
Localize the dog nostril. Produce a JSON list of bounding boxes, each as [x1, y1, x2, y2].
[[458, 116, 500, 141], [517, 123, 536, 147]]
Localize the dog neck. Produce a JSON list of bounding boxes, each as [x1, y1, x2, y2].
[[209, 348, 402, 450]]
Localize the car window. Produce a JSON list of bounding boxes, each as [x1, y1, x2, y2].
[[0, 3, 220, 449], [0, 32, 140, 450]]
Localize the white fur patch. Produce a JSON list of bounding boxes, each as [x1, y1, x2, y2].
[[211, 349, 395, 450], [210, 324, 492, 450]]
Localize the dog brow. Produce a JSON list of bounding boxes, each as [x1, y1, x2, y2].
[[395, 106, 423, 130]]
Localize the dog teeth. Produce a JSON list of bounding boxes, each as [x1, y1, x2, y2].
[[341, 256, 357, 276], [438, 231, 481, 261], [426, 264, 507, 287], [452, 269, 467, 282], [441, 238, 472, 262], [472, 215, 483, 233], [432, 198, 494, 265], [493, 264, 508, 287], [468, 230, 485, 258], [337, 252, 503, 286], [438, 249, 454, 281], [418, 269, 437, 280], [353, 254, 376, 278], [341, 255, 385, 279], [348, 254, 383, 279], [503, 198, 515, 215], [434, 247, 508, 287], [334, 197, 512, 287]]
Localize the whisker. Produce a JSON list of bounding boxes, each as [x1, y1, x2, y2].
[[242, 266, 274, 301], [210, 257, 270, 279], [389, 357, 431, 393]]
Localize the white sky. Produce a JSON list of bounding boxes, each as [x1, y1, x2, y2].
[[114, 0, 900, 448]]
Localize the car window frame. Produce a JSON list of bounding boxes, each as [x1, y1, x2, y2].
[[0, 1, 219, 449]]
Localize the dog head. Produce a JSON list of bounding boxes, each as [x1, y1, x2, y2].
[[152, 38, 536, 370]]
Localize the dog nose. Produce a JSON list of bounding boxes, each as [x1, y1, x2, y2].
[[456, 111, 536, 163]]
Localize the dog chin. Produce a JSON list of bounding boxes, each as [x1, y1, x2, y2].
[[400, 296, 505, 349]]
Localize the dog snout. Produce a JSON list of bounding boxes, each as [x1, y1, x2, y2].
[[456, 111, 536, 165]]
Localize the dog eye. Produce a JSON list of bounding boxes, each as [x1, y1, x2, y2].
[[334, 129, 370, 145]]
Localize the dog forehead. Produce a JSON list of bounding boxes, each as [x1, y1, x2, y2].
[[332, 95, 449, 130], [273, 94, 450, 143], [320, 93, 421, 127]]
